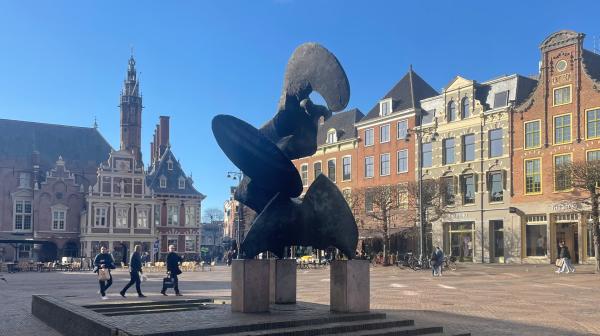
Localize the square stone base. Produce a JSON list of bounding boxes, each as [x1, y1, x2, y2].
[[269, 259, 297, 304], [330, 259, 370, 313], [231, 259, 270, 312]]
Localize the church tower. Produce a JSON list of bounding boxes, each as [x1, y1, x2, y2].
[[120, 55, 143, 163]]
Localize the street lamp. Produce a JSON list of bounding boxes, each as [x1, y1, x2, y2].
[[407, 117, 438, 262], [226, 170, 243, 254]]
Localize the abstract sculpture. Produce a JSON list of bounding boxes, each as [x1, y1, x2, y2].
[[212, 43, 358, 259]]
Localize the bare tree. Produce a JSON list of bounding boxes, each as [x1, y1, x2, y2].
[[351, 184, 410, 264], [202, 207, 224, 223], [567, 160, 600, 272]]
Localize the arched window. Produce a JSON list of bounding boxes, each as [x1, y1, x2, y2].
[[461, 97, 470, 118], [447, 101, 456, 122], [326, 129, 337, 144]]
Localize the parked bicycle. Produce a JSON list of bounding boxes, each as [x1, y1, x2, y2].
[[443, 255, 457, 271]]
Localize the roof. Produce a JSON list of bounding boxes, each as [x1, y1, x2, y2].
[[146, 147, 205, 198], [316, 108, 364, 146], [360, 69, 438, 122], [0, 119, 112, 172], [582, 49, 600, 84]]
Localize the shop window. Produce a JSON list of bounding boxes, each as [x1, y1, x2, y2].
[[342, 156, 351, 181], [489, 171, 504, 202], [443, 138, 455, 165], [525, 158, 542, 194], [587, 108, 600, 139], [364, 156, 374, 178], [524, 120, 541, 149], [364, 128, 374, 146], [489, 129, 503, 157], [554, 154, 572, 191], [554, 114, 571, 144], [421, 142, 432, 168], [380, 124, 390, 143], [525, 221, 547, 257], [553, 85, 571, 106], [301, 164, 308, 186], [462, 134, 475, 162], [447, 223, 473, 261], [380, 153, 390, 176], [327, 159, 336, 182], [447, 101, 457, 122]]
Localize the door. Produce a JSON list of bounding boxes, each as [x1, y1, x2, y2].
[[555, 223, 578, 263], [491, 221, 504, 263]]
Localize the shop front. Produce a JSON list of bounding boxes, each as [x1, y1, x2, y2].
[[444, 222, 475, 262]]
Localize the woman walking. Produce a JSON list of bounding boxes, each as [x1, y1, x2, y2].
[[120, 245, 146, 298], [93, 246, 116, 300], [556, 241, 575, 274], [161, 245, 183, 296]]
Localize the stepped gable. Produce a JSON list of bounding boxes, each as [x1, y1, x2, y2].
[[316, 108, 364, 146], [361, 68, 438, 122], [0, 118, 112, 172]]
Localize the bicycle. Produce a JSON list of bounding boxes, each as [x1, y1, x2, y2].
[[443, 255, 457, 271]]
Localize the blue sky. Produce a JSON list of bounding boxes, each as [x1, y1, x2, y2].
[[0, 1, 599, 213]]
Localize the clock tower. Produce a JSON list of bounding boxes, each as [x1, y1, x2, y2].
[[120, 54, 143, 164]]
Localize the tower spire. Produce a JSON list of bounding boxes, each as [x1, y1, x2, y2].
[[120, 53, 143, 163]]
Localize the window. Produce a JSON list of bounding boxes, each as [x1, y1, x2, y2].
[[301, 164, 308, 186], [52, 210, 66, 230], [160, 176, 167, 188], [442, 177, 455, 206], [489, 171, 503, 202], [94, 207, 107, 227], [116, 207, 128, 228], [326, 129, 337, 144], [185, 206, 197, 226], [380, 153, 390, 176], [421, 142, 432, 168], [442, 138, 455, 165], [421, 109, 435, 125], [342, 156, 351, 181], [489, 129, 503, 158], [364, 156, 374, 178], [524, 120, 541, 149], [397, 120, 408, 139], [554, 154, 572, 191], [588, 150, 600, 161], [185, 235, 197, 252], [364, 128, 374, 146], [380, 100, 391, 116], [397, 149, 408, 173], [553, 85, 571, 106], [18, 173, 31, 188], [447, 101, 457, 122], [136, 209, 148, 228], [525, 215, 547, 257], [154, 205, 161, 227], [554, 114, 571, 144], [525, 158, 542, 194], [168, 205, 179, 226], [493, 91, 509, 108], [462, 134, 475, 162], [14, 200, 32, 231], [313, 162, 322, 178], [461, 97, 470, 118], [327, 159, 336, 182], [178, 177, 186, 189], [380, 124, 390, 143], [168, 160, 174, 170], [167, 237, 178, 251], [587, 108, 600, 139], [134, 178, 143, 194], [18, 244, 32, 259], [462, 174, 476, 204]]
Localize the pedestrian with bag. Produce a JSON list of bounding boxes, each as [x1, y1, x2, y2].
[[93, 245, 116, 300], [556, 241, 575, 274], [120, 245, 146, 298], [161, 245, 183, 296], [430, 246, 444, 277]]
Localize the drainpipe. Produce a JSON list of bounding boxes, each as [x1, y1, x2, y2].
[[480, 114, 485, 264]]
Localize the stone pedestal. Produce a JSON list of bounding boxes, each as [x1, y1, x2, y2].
[[231, 259, 270, 312], [330, 259, 370, 313], [269, 259, 297, 304]]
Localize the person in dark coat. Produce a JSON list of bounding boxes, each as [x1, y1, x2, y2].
[[430, 246, 444, 277], [161, 245, 183, 296], [94, 245, 116, 300], [557, 241, 575, 274], [120, 245, 145, 298]]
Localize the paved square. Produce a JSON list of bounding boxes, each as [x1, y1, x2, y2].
[[2, 263, 599, 335]]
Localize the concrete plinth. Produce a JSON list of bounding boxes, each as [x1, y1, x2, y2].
[[330, 259, 370, 313], [269, 259, 297, 304], [231, 259, 270, 312]]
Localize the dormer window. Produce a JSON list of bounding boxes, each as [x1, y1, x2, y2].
[[380, 99, 392, 116], [160, 176, 167, 188], [326, 129, 337, 144], [447, 100, 457, 122], [178, 177, 186, 189], [167, 160, 174, 170]]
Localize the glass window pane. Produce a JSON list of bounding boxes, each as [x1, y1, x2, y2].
[[463, 134, 475, 161], [554, 154, 571, 191], [443, 138, 455, 165], [380, 153, 390, 176], [421, 109, 435, 125], [526, 224, 547, 256], [314, 162, 322, 178], [380, 124, 390, 143], [525, 121, 540, 148], [397, 150, 408, 173], [327, 160, 336, 182], [365, 128, 374, 146], [461, 97, 470, 118], [365, 157, 374, 178], [489, 129, 503, 157], [343, 157, 351, 180], [490, 172, 503, 202], [421, 143, 432, 168], [447, 101, 456, 122], [397, 120, 407, 139], [587, 109, 600, 139], [554, 115, 571, 144], [493, 91, 509, 108]]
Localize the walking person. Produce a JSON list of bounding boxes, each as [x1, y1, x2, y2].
[[120, 245, 145, 298], [556, 241, 576, 274], [161, 245, 183, 296], [93, 246, 116, 300], [431, 246, 444, 277]]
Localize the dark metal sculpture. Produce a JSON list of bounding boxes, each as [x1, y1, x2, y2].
[[212, 43, 357, 259]]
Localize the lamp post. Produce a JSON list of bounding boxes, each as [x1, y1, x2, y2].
[[227, 171, 243, 254], [407, 118, 438, 262]]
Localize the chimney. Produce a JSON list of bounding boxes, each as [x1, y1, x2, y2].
[[150, 141, 155, 164], [158, 116, 170, 157]]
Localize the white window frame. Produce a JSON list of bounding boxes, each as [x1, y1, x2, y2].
[[136, 207, 149, 228], [168, 204, 179, 226], [365, 156, 374, 178], [342, 156, 352, 181], [380, 153, 390, 176], [115, 205, 129, 228], [94, 206, 108, 227], [167, 160, 174, 170], [380, 124, 390, 143], [326, 129, 337, 144], [14, 199, 32, 231], [178, 177, 186, 189], [160, 176, 167, 188], [185, 205, 198, 227], [380, 98, 392, 116], [397, 120, 408, 139], [51, 205, 68, 231], [364, 128, 374, 147], [397, 149, 408, 173], [301, 163, 309, 186]]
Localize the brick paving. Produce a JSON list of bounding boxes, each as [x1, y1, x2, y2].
[[1, 263, 600, 335]]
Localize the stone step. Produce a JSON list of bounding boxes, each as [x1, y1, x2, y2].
[[89, 302, 209, 313], [321, 324, 443, 336], [221, 318, 415, 336], [82, 298, 212, 309]]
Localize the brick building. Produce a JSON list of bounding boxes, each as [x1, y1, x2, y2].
[[511, 30, 600, 264]]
